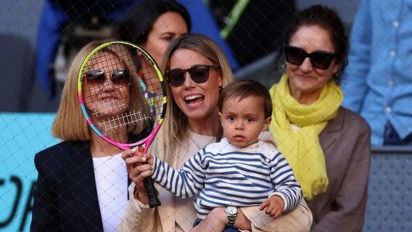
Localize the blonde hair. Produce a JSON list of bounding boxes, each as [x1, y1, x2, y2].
[[51, 42, 98, 140], [157, 34, 234, 161], [52, 41, 148, 141]]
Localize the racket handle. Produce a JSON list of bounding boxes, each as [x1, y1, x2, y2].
[[144, 176, 161, 208]]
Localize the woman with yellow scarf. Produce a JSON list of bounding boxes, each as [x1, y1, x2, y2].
[[269, 5, 371, 232]]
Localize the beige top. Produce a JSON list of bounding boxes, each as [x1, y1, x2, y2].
[[119, 131, 313, 232]]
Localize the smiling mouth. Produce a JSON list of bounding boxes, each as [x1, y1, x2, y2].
[[297, 75, 315, 80], [101, 97, 116, 101], [99, 94, 119, 100], [184, 94, 204, 104]]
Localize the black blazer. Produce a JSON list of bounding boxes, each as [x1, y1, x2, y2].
[[31, 141, 129, 232]]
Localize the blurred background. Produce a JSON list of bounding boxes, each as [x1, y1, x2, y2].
[[0, 0, 410, 231], [0, 0, 360, 113]]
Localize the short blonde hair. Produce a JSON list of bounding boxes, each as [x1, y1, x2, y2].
[[51, 42, 98, 140], [157, 34, 234, 160]]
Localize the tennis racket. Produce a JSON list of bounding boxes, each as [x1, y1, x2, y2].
[[77, 41, 166, 208]]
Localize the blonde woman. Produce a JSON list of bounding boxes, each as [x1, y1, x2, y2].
[[121, 34, 312, 232], [31, 41, 144, 232]]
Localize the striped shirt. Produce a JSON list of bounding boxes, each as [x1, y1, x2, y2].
[[152, 138, 302, 219]]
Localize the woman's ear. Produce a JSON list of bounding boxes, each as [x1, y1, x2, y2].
[[333, 62, 340, 75], [330, 63, 340, 82], [217, 68, 224, 87]]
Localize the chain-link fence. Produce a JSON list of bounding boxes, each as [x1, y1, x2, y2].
[[1, 0, 411, 231]]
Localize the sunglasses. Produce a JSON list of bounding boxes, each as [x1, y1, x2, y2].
[[284, 45, 337, 70], [84, 69, 131, 85], [165, 64, 220, 87]]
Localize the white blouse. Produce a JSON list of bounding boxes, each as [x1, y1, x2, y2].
[[93, 153, 128, 232]]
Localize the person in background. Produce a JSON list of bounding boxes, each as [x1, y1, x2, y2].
[[269, 5, 371, 232], [36, 0, 238, 98], [341, 0, 412, 146], [117, 0, 190, 93], [36, 0, 134, 96], [142, 80, 303, 231], [120, 34, 312, 232], [31, 40, 141, 232], [118, 0, 191, 66]]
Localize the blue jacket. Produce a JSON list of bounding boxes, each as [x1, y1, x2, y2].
[[342, 0, 412, 145]]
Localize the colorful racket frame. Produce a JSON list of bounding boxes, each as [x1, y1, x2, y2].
[[77, 41, 167, 153]]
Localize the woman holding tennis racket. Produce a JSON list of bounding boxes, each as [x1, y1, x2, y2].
[[121, 34, 312, 232], [31, 41, 153, 232], [120, 33, 231, 232], [268, 5, 371, 231]]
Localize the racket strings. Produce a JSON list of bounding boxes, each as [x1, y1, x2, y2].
[[80, 42, 166, 145], [98, 110, 152, 131], [138, 55, 165, 122], [90, 102, 129, 118]]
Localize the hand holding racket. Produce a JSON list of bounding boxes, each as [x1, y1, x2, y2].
[[77, 41, 166, 208]]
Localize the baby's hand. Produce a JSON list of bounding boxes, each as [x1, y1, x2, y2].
[[258, 195, 285, 218]]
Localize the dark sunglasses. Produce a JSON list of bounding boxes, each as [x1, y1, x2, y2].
[[165, 64, 220, 87], [84, 69, 131, 85], [284, 45, 337, 70]]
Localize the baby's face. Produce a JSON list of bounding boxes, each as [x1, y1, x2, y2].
[[219, 96, 270, 148]]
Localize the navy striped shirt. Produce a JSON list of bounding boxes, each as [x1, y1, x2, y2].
[[152, 138, 302, 219]]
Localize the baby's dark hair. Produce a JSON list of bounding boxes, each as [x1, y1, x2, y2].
[[218, 80, 272, 118]]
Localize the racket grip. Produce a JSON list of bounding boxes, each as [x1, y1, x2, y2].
[[143, 176, 161, 208]]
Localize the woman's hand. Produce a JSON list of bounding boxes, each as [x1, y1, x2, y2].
[[121, 149, 154, 204], [259, 195, 285, 218]]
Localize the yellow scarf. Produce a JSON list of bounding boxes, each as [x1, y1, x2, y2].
[[269, 74, 343, 200]]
